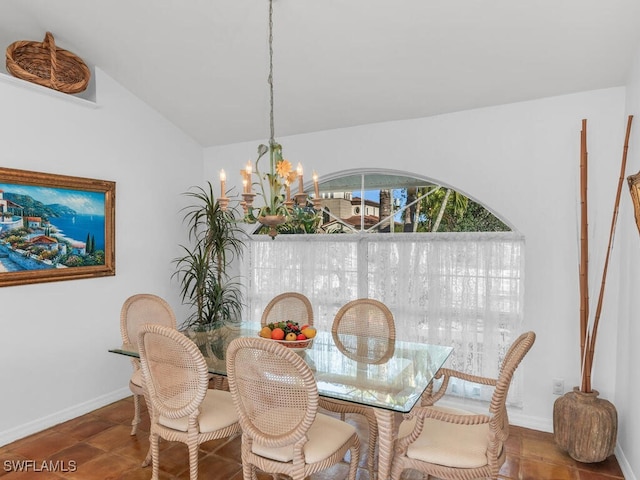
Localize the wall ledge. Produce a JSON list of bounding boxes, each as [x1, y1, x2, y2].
[[0, 71, 98, 108]]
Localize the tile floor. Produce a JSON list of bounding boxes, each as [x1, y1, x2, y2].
[[0, 395, 625, 479]]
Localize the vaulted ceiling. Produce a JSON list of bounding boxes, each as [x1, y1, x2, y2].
[[2, 1, 640, 147]]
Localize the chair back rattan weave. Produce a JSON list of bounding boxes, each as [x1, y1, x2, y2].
[[261, 292, 314, 327], [138, 324, 209, 420], [226, 336, 360, 480], [331, 298, 396, 364], [226, 337, 317, 447], [120, 293, 176, 347]]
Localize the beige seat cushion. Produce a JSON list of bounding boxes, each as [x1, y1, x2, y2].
[[252, 413, 356, 464], [159, 389, 239, 433], [397, 405, 490, 469]]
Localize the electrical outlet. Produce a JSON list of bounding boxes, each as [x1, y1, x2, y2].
[[552, 378, 564, 395]]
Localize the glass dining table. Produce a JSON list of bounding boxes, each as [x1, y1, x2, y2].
[[110, 322, 453, 480]]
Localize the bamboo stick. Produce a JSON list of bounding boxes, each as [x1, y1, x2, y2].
[[582, 114, 634, 393], [579, 119, 589, 387]]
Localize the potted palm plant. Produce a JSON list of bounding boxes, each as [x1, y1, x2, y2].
[[173, 182, 246, 357]]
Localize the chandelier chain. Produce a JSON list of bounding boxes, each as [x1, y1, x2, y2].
[[268, 0, 275, 146], [219, 0, 321, 238]]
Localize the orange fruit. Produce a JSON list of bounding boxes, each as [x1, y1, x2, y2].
[[271, 327, 285, 340], [301, 327, 316, 339], [259, 326, 272, 338], [285, 332, 297, 341]]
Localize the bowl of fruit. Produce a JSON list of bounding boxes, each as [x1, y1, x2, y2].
[[259, 321, 317, 351]]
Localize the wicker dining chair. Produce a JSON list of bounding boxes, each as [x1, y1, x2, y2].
[[226, 337, 361, 480], [319, 298, 396, 478], [119, 293, 176, 436], [260, 292, 314, 327], [138, 324, 241, 480], [390, 331, 536, 480]]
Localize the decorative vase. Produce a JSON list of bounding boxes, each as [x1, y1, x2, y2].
[[553, 387, 617, 463], [259, 214, 286, 239]]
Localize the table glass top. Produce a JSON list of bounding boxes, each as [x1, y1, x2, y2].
[[110, 322, 453, 413]]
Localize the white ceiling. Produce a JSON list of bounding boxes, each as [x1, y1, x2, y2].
[[2, 0, 640, 148]]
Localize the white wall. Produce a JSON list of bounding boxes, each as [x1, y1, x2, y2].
[[614, 44, 640, 480], [0, 69, 202, 445], [204, 87, 629, 433]]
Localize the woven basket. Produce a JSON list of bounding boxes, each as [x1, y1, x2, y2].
[[258, 334, 314, 350], [6, 31, 90, 94], [272, 337, 313, 349]]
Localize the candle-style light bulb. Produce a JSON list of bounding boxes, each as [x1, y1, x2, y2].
[[297, 163, 304, 194], [313, 171, 319, 199], [220, 169, 226, 198], [245, 161, 253, 193]]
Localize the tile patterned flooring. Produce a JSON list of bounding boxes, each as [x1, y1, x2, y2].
[[0, 395, 625, 479]]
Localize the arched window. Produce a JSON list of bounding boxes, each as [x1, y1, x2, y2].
[[253, 170, 510, 236], [242, 169, 524, 405]]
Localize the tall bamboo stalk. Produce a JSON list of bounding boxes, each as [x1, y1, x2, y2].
[[581, 115, 633, 393], [579, 119, 589, 387]]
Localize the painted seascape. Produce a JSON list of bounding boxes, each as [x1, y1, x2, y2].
[[0, 183, 106, 272]]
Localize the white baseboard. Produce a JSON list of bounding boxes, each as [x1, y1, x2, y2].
[[0, 388, 131, 448], [508, 410, 553, 433], [614, 445, 636, 480]]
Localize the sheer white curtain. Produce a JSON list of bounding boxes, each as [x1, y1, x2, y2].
[[241, 231, 525, 405]]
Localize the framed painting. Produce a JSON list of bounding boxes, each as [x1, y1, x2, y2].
[[0, 167, 115, 287]]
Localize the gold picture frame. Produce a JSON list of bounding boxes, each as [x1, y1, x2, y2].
[[628, 171, 640, 235], [0, 167, 115, 287]]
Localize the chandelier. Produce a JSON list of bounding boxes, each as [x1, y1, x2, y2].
[[218, 0, 321, 238]]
